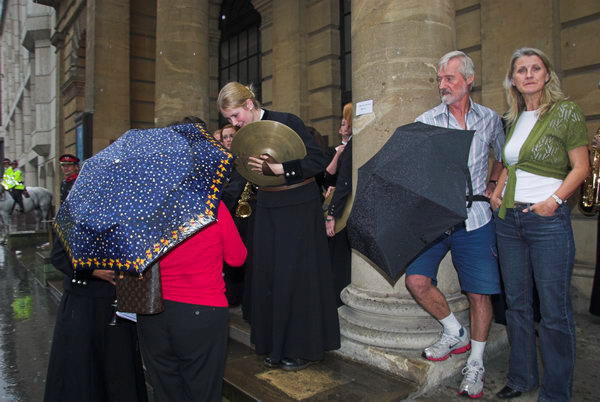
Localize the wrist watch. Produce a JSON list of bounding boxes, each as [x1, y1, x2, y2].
[[551, 194, 563, 205]]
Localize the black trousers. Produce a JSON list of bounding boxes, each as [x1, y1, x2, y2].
[[9, 188, 24, 211], [137, 300, 229, 402]]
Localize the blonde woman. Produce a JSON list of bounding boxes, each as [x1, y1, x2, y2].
[[218, 82, 340, 371], [491, 48, 589, 401]]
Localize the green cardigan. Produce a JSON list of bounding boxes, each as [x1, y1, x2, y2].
[[499, 101, 589, 218]]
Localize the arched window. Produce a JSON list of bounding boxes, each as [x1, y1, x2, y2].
[[340, 0, 351, 106], [219, 0, 261, 98]]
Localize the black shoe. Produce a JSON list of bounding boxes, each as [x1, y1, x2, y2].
[[496, 385, 522, 399], [263, 357, 280, 368], [281, 357, 313, 372]]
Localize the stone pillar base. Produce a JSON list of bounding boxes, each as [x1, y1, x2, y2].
[[335, 321, 508, 397]]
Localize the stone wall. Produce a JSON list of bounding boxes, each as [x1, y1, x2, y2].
[[130, 0, 156, 129], [454, 0, 600, 311], [0, 0, 57, 193]]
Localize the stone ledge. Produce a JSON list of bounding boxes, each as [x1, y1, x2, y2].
[[335, 322, 508, 397]]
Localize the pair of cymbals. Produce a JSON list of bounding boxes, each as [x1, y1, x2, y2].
[[230, 121, 307, 187]]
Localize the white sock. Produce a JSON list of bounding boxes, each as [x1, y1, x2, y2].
[[468, 340, 486, 365], [439, 313, 462, 336]]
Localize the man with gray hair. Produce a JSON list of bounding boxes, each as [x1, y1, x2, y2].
[[405, 50, 504, 398]]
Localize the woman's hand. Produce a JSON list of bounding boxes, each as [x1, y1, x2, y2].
[[526, 197, 559, 216], [248, 155, 283, 176], [490, 193, 502, 210], [489, 167, 508, 211], [324, 186, 335, 199], [325, 216, 336, 237], [92, 270, 116, 285]]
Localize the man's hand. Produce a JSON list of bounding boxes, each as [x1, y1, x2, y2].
[[92, 270, 116, 285], [484, 181, 496, 198]]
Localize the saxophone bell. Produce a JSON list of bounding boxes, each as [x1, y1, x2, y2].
[[235, 182, 254, 218], [579, 128, 600, 216]]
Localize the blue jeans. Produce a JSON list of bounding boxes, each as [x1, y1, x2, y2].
[[494, 204, 576, 402]]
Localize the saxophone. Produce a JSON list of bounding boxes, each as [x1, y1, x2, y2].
[[580, 128, 600, 216], [235, 182, 253, 218]]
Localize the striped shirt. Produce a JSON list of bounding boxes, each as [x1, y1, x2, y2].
[[416, 100, 504, 231]]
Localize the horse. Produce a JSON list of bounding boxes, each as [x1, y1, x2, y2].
[[0, 186, 53, 240]]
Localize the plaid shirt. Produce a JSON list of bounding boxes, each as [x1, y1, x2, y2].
[[416, 100, 505, 231]]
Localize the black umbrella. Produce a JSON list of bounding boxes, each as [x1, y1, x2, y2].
[[347, 122, 474, 284]]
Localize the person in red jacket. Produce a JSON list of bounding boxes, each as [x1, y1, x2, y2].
[[136, 202, 247, 402]]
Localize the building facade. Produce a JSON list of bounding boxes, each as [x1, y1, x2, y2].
[[0, 0, 58, 194], [13, 0, 600, 387]]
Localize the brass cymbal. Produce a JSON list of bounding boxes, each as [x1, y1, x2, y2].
[[230, 120, 307, 187]]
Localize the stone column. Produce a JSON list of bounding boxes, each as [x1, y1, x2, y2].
[[86, 0, 131, 154], [336, 0, 500, 392], [154, 0, 209, 127], [270, 0, 307, 118], [252, 0, 273, 107]]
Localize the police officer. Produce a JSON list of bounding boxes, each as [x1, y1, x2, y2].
[[58, 154, 80, 203], [3, 160, 26, 213]]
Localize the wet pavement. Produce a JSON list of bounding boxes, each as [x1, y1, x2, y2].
[[0, 227, 598, 401], [0, 244, 56, 401]]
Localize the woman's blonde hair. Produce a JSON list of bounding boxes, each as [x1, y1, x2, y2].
[[503, 47, 565, 126], [342, 102, 353, 130], [217, 82, 261, 111]]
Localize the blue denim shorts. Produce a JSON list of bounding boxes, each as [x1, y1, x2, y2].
[[406, 220, 501, 294]]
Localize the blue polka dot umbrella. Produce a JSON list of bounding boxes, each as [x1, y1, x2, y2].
[[54, 122, 232, 274]]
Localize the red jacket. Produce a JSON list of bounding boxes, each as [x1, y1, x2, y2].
[[160, 203, 247, 306]]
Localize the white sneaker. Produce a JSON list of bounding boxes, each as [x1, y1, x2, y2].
[[459, 360, 485, 399], [423, 327, 470, 361]]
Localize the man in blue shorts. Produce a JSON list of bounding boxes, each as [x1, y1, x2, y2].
[[405, 51, 504, 398]]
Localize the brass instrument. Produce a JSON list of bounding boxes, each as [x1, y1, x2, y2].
[[580, 128, 600, 216], [322, 187, 354, 234], [235, 182, 253, 218], [230, 120, 307, 187]]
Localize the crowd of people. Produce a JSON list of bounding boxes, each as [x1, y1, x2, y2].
[[43, 46, 590, 402]]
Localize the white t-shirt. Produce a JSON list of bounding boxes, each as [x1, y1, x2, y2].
[[503, 110, 563, 203]]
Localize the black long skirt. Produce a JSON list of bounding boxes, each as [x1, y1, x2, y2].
[[250, 182, 340, 362], [44, 291, 148, 402], [328, 227, 352, 307]]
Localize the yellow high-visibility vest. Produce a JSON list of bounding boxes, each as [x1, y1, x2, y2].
[[2, 167, 16, 190], [13, 169, 24, 190]]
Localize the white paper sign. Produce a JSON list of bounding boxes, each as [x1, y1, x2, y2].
[[356, 99, 373, 116]]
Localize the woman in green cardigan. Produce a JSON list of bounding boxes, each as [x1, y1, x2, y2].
[[490, 48, 590, 401]]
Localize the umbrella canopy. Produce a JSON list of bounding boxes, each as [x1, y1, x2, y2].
[[54, 123, 233, 274], [347, 122, 474, 284]]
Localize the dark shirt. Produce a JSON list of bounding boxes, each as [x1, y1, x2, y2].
[[327, 138, 352, 218]]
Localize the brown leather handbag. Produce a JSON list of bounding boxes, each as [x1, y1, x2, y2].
[[116, 262, 164, 315]]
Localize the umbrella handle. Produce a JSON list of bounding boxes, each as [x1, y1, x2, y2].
[[466, 168, 473, 208]]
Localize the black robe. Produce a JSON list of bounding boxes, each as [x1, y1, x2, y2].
[[250, 109, 340, 361], [44, 238, 147, 402], [221, 169, 256, 318], [326, 138, 353, 306]]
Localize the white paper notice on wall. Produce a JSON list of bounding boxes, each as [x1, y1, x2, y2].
[[356, 100, 373, 116]]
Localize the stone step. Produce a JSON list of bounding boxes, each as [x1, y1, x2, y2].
[[223, 339, 417, 401], [229, 307, 252, 347]]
